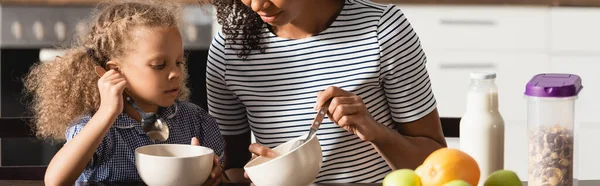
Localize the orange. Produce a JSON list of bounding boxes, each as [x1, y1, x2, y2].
[[415, 148, 480, 186]]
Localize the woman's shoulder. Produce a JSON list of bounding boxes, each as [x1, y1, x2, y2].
[[347, 0, 409, 22], [346, 0, 397, 13]]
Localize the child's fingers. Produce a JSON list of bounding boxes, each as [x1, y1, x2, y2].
[[114, 81, 128, 93], [99, 74, 123, 90], [202, 158, 221, 186], [109, 77, 126, 84], [211, 177, 221, 186], [191, 137, 201, 146], [100, 70, 121, 82], [210, 160, 221, 178]]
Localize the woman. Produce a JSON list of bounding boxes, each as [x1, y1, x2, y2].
[[207, 0, 447, 183]]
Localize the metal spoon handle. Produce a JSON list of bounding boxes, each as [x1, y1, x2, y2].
[[305, 99, 331, 141]]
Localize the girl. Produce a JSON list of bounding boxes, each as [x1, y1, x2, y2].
[[24, 1, 225, 185], [208, 0, 447, 183]]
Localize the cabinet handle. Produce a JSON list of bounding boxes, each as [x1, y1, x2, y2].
[[439, 63, 496, 69], [439, 19, 496, 26]]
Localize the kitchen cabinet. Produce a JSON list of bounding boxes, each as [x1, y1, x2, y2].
[[549, 57, 600, 123], [399, 5, 550, 119], [550, 7, 600, 54], [400, 5, 549, 52]]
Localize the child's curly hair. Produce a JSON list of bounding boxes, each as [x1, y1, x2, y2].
[[23, 0, 190, 141]]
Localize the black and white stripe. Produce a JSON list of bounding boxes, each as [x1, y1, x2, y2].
[[206, 0, 436, 183]]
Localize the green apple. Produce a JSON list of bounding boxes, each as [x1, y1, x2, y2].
[[382, 169, 422, 186], [484, 170, 522, 186], [444, 180, 471, 186]]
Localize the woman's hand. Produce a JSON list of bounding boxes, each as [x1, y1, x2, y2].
[[242, 143, 277, 180], [315, 86, 386, 142], [95, 66, 127, 117], [191, 137, 225, 186]]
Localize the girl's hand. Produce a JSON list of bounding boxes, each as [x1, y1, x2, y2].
[[192, 138, 225, 186], [315, 86, 385, 142], [95, 67, 127, 117]]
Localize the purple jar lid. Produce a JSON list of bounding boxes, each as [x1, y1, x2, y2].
[[525, 73, 583, 97]]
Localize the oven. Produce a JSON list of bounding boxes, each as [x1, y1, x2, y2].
[[0, 4, 213, 176]]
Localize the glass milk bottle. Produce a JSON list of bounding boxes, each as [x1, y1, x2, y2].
[[460, 71, 505, 185], [525, 73, 582, 186]]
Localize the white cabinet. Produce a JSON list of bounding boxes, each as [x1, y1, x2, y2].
[[397, 5, 550, 120], [399, 5, 549, 52], [550, 56, 600, 123], [551, 7, 600, 54]]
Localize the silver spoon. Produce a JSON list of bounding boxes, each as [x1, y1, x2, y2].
[[289, 99, 332, 151], [126, 96, 170, 142], [95, 66, 170, 142]]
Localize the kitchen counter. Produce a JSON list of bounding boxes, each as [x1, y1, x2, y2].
[[2, 180, 600, 186]]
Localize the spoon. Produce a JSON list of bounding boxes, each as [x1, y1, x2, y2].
[[95, 66, 169, 142], [289, 98, 332, 151]]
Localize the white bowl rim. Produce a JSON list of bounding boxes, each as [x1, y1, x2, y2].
[[244, 133, 319, 169], [135, 144, 215, 159]]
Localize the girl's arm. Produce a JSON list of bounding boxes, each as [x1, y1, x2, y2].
[[45, 69, 126, 186], [44, 109, 117, 186]]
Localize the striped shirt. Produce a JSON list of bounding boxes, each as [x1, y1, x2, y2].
[[206, 0, 436, 183]]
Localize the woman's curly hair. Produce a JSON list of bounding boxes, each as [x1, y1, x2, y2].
[[211, 0, 266, 58], [23, 0, 190, 141]]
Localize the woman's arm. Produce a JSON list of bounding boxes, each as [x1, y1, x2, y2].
[[371, 109, 446, 170], [315, 86, 446, 170]]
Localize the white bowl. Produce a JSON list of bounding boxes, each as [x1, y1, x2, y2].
[[135, 144, 214, 186], [244, 134, 323, 186]]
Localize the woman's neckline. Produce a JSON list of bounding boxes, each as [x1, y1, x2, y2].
[[265, 0, 347, 42]]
